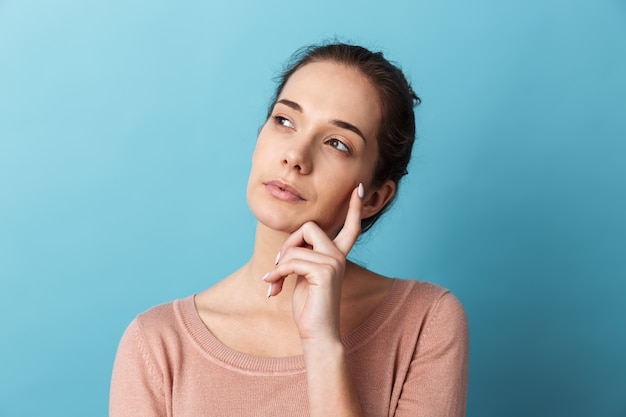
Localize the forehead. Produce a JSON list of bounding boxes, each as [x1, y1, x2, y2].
[[278, 61, 381, 138]]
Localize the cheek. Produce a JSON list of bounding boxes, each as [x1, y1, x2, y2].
[[249, 140, 269, 172], [250, 129, 276, 164], [247, 142, 268, 191], [317, 184, 353, 219], [325, 197, 353, 236], [361, 147, 380, 185]]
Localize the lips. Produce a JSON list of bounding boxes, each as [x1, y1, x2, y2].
[[264, 180, 305, 202]]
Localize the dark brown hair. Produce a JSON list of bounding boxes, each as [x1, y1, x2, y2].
[[268, 42, 420, 233]]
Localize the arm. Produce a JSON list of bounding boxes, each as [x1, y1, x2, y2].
[[264, 185, 365, 416], [396, 291, 469, 417], [109, 319, 167, 417], [301, 338, 363, 416]]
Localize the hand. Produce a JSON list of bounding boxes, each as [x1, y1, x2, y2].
[[263, 183, 364, 342]]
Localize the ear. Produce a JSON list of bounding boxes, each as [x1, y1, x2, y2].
[[361, 180, 396, 220]]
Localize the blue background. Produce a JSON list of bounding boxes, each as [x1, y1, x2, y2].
[[1, 1, 625, 416]]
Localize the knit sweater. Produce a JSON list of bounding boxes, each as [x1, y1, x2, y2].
[[109, 279, 469, 417]]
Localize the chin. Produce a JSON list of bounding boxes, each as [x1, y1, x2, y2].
[[256, 209, 346, 240], [247, 186, 303, 232], [247, 187, 344, 236], [248, 203, 301, 234]]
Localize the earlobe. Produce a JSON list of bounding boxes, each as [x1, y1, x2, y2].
[[361, 180, 396, 220]]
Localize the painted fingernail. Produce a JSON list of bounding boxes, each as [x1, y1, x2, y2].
[[358, 183, 365, 199], [274, 251, 281, 265], [266, 282, 273, 298], [262, 272, 270, 281]]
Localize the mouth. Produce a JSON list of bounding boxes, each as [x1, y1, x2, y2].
[[263, 180, 305, 201]]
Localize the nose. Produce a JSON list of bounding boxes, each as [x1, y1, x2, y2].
[[281, 140, 312, 174]]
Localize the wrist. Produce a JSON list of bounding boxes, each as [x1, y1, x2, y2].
[[301, 337, 346, 363], [301, 338, 362, 417]]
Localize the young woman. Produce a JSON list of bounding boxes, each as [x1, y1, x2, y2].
[[110, 43, 469, 417]]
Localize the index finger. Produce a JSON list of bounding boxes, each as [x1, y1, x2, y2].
[[333, 183, 363, 255]]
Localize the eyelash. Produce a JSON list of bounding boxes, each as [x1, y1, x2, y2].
[[326, 138, 350, 154], [273, 115, 293, 128], [272, 115, 351, 155]]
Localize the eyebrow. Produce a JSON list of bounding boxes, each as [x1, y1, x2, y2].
[[275, 99, 368, 144], [276, 99, 302, 112]]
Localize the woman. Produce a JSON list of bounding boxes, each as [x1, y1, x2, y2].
[[110, 42, 469, 417]]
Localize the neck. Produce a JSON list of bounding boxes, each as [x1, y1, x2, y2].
[[238, 222, 298, 310]]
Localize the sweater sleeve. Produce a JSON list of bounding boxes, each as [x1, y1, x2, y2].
[[395, 291, 469, 417], [109, 318, 167, 417]]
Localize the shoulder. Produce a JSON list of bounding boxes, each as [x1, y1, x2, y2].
[[392, 279, 468, 335], [122, 296, 196, 351], [393, 279, 464, 310], [385, 281, 469, 415], [135, 299, 178, 327], [130, 299, 178, 335]]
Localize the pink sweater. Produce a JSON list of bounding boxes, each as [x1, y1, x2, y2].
[[110, 279, 469, 416]]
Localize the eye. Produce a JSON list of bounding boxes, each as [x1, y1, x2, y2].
[[273, 115, 294, 129], [327, 138, 350, 154]]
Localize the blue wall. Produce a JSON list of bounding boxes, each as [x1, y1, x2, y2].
[[1, 1, 624, 416]]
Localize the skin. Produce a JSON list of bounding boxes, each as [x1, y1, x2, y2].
[[195, 60, 396, 416]]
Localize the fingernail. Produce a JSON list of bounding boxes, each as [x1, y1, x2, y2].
[[358, 183, 365, 199], [262, 272, 270, 281], [274, 251, 281, 265], [266, 282, 273, 298]]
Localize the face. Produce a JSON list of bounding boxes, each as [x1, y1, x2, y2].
[[246, 60, 383, 235]]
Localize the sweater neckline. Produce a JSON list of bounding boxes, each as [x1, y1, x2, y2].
[[176, 278, 412, 375]]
